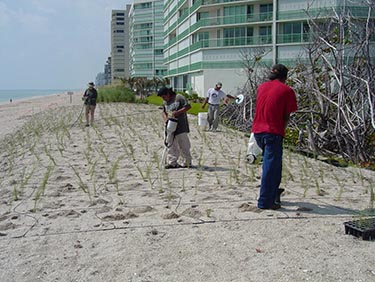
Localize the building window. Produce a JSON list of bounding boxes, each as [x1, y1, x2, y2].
[[135, 36, 153, 43], [247, 27, 254, 44], [134, 23, 152, 29], [280, 22, 302, 43], [197, 12, 208, 21], [169, 32, 176, 42], [192, 32, 209, 47], [224, 27, 246, 46], [260, 3, 273, 21], [155, 69, 166, 75], [179, 8, 188, 17], [136, 63, 152, 69], [224, 5, 245, 25], [114, 30, 124, 33], [134, 2, 152, 9], [283, 22, 301, 35], [259, 25, 272, 44], [303, 23, 310, 41], [135, 43, 152, 49], [154, 49, 163, 55]]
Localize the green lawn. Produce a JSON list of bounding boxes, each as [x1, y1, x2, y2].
[[147, 94, 206, 115]]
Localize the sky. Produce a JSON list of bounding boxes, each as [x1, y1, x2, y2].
[[0, 0, 131, 90]]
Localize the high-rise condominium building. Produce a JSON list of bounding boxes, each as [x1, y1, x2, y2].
[[163, 0, 373, 96], [111, 7, 131, 83], [105, 57, 112, 85], [129, 0, 167, 78]]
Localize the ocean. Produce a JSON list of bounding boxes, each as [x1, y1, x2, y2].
[[0, 89, 82, 104]]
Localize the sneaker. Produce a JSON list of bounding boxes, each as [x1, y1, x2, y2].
[[258, 203, 281, 210], [275, 188, 285, 205], [85, 124, 90, 127], [164, 164, 181, 169], [180, 164, 193, 168]]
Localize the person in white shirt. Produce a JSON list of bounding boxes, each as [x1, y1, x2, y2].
[[201, 82, 236, 131]]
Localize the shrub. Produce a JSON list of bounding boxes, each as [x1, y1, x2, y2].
[[97, 86, 136, 103]]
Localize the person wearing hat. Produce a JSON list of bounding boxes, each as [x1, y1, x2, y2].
[[202, 82, 236, 131], [82, 82, 98, 127], [158, 87, 192, 169], [252, 64, 297, 210]]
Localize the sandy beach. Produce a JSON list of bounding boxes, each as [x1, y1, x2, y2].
[[0, 91, 374, 282]]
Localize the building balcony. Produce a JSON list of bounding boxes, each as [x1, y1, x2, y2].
[[277, 33, 311, 44], [191, 0, 269, 12], [278, 5, 375, 21], [190, 12, 273, 30], [190, 35, 272, 51], [164, 35, 272, 63]]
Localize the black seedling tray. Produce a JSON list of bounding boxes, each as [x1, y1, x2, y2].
[[344, 218, 375, 240]]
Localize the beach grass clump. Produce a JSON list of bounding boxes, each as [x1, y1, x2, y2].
[[98, 86, 136, 103]]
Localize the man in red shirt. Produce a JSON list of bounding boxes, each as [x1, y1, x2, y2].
[[252, 64, 297, 209]]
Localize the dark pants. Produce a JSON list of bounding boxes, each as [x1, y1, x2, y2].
[[254, 133, 283, 208]]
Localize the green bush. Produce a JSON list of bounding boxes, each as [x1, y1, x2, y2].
[[284, 128, 299, 147], [97, 86, 136, 103]]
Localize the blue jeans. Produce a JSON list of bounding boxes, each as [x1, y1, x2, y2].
[[254, 133, 283, 208]]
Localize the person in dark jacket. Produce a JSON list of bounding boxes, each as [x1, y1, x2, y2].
[[82, 82, 98, 127], [158, 87, 192, 169]]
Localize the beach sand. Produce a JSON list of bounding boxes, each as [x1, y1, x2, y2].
[[0, 92, 374, 282]]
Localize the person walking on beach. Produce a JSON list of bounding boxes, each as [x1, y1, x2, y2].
[[201, 82, 236, 131], [252, 64, 297, 210], [158, 87, 192, 169], [83, 82, 98, 127]]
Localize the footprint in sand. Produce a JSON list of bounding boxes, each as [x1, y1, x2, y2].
[[238, 202, 262, 213], [162, 211, 180, 219], [50, 209, 81, 219], [0, 222, 18, 231], [181, 207, 203, 219], [101, 211, 138, 221], [133, 205, 154, 213]]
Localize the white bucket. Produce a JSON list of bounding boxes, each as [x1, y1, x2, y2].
[[165, 118, 178, 147], [246, 133, 262, 164], [198, 112, 208, 129], [166, 118, 178, 133]]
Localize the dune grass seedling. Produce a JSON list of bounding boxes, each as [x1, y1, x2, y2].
[[89, 159, 98, 197], [43, 143, 57, 166], [333, 172, 344, 201], [33, 164, 55, 212], [70, 164, 92, 205]]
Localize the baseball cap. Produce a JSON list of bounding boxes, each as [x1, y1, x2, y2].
[[157, 87, 169, 96], [268, 64, 289, 80]]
